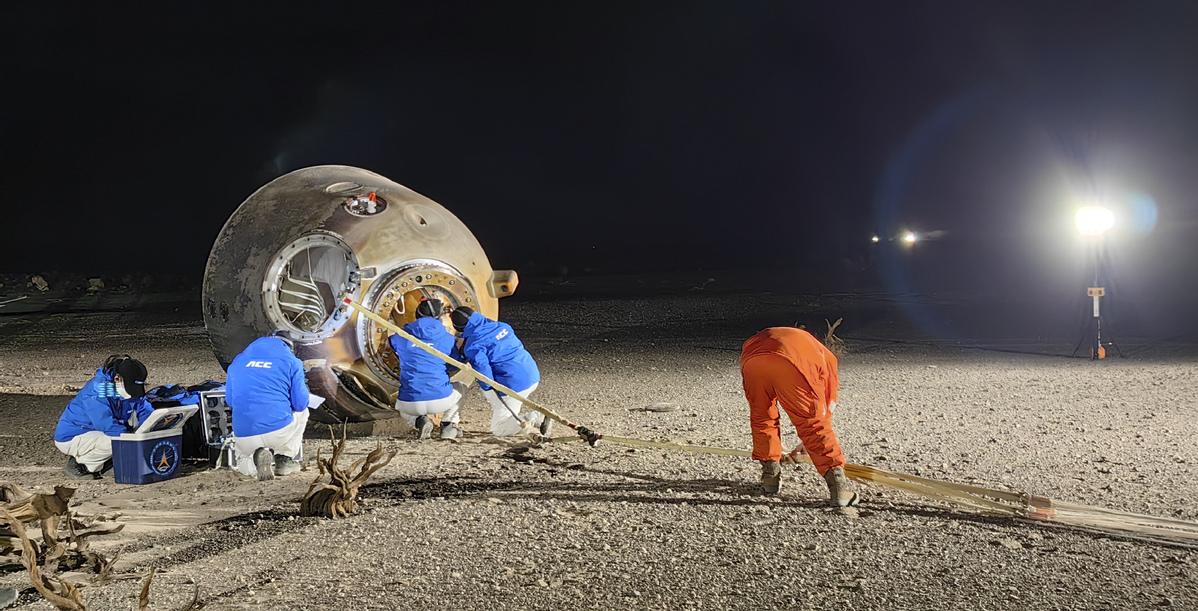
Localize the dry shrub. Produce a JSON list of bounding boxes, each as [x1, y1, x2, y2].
[[2, 483, 127, 611], [300, 424, 396, 518], [824, 317, 846, 356], [3, 508, 86, 611]]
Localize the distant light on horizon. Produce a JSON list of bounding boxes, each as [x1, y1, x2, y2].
[[871, 235, 880, 243], [903, 232, 917, 244], [1076, 206, 1115, 236]]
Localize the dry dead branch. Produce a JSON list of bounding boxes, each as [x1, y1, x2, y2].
[[3, 510, 86, 611], [138, 569, 206, 611], [1, 484, 73, 526], [66, 514, 125, 556], [139, 569, 153, 611], [1, 482, 127, 611], [0, 482, 31, 504], [183, 584, 204, 611], [824, 317, 846, 355], [85, 547, 122, 584], [300, 424, 396, 518]]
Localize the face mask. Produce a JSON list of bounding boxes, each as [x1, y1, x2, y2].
[[114, 378, 132, 400]]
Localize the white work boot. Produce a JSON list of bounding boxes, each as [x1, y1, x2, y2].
[[439, 421, 462, 440], [760, 461, 782, 495], [538, 416, 554, 438], [253, 448, 275, 481], [824, 467, 859, 507]]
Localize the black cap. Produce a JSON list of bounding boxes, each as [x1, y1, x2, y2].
[[415, 298, 443, 319], [114, 358, 148, 398], [272, 329, 296, 353], [450, 306, 474, 331]]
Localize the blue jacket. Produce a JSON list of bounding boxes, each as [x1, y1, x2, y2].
[[458, 312, 540, 395], [54, 369, 155, 442], [389, 317, 455, 402], [226, 337, 310, 437]]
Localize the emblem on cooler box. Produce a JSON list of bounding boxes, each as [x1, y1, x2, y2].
[[149, 439, 180, 476]]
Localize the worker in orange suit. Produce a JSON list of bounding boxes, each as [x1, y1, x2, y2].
[[741, 326, 858, 506]]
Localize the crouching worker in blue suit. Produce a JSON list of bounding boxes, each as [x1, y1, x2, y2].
[[390, 298, 468, 440], [54, 355, 155, 479], [450, 306, 550, 438], [226, 332, 311, 481]]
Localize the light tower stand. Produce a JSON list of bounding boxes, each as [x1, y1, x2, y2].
[[1072, 236, 1124, 359]]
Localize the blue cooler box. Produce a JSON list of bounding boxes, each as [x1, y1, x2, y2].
[[112, 406, 199, 485]]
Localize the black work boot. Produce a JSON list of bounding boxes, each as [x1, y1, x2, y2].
[[96, 458, 114, 478], [760, 460, 782, 495], [824, 467, 859, 507], [64, 456, 96, 480], [414, 415, 433, 440], [274, 454, 301, 476], [538, 416, 554, 438]]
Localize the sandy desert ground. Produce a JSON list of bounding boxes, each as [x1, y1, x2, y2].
[[0, 276, 1195, 610]]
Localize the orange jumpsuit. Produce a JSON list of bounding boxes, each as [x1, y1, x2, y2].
[[740, 327, 845, 476]]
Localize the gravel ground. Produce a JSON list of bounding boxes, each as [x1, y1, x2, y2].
[[1, 282, 1196, 610]]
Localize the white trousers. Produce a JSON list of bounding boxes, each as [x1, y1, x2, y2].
[[55, 431, 113, 472], [394, 383, 467, 427], [486, 383, 542, 437], [233, 409, 309, 477]]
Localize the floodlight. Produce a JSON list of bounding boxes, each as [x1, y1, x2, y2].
[[870, 235, 880, 243], [903, 232, 917, 244], [1075, 206, 1115, 236]]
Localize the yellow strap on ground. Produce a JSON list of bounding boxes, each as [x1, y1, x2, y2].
[[341, 297, 1198, 548]]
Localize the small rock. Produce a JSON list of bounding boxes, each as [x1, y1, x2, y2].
[[993, 538, 1022, 550], [641, 402, 679, 413]]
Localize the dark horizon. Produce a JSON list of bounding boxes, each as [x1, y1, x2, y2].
[[4, 2, 1198, 314]]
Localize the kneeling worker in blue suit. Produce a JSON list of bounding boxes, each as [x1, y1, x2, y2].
[[390, 298, 468, 440], [226, 332, 311, 481], [451, 306, 550, 438], [54, 355, 155, 479]]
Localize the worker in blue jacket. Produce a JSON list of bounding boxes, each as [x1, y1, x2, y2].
[[450, 306, 550, 438], [226, 332, 311, 481], [54, 355, 155, 479], [389, 298, 467, 440]]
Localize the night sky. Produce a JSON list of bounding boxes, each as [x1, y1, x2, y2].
[[4, 2, 1198, 303]]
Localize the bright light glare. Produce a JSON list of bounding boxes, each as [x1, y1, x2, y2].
[[870, 235, 880, 243], [1076, 206, 1115, 236], [903, 232, 917, 244]]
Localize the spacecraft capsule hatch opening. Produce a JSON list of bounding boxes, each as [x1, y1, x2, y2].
[[263, 232, 360, 341]]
